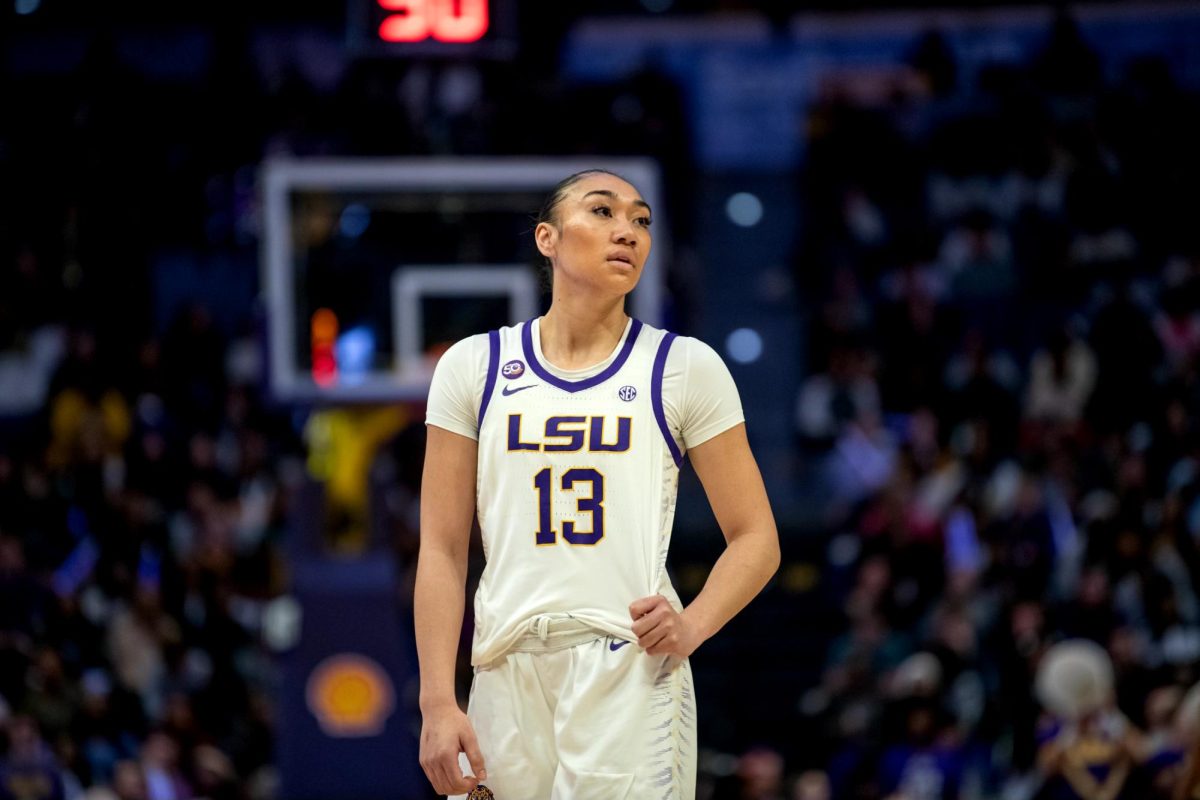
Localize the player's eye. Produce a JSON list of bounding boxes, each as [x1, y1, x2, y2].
[[591, 205, 612, 217], [637, 216, 653, 228]]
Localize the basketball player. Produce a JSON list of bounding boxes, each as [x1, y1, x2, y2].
[[416, 169, 780, 799]]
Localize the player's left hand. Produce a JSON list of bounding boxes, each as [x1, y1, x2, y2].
[[629, 595, 702, 657]]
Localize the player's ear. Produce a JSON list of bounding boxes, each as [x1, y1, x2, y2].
[[535, 221, 558, 260]]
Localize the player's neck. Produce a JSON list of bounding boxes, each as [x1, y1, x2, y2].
[[539, 296, 629, 371]]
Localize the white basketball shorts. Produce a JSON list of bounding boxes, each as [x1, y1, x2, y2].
[[449, 615, 697, 800]]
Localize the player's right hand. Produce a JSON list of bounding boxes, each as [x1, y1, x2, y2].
[[419, 703, 487, 795]]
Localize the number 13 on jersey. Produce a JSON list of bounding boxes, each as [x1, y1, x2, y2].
[[533, 468, 605, 546]]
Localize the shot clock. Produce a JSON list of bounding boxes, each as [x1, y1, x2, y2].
[[348, 0, 516, 57], [379, 0, 488, 43]]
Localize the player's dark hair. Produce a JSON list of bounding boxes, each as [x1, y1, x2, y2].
[[534, 168, 634, 292]]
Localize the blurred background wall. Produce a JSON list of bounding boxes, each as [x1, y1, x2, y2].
[[4, 1, 1200, 799]]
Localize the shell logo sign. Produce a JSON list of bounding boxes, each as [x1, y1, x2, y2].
[[306, 654, 396, 737]]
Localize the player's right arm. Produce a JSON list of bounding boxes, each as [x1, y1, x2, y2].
[[415, 424, 487, 795], [416, 336, 490, 795]]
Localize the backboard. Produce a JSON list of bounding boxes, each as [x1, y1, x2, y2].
[[260, 157, 666, 404]]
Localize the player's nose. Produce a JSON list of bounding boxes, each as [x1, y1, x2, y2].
[[612, 220, 639, 247]]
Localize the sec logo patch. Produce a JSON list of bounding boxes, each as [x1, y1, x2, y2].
[[618, 385, 637, 401], [467, 786, 495, 800]]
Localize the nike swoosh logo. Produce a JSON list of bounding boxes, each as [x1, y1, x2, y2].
[[502, 384, 537, 396], [609, 640, 630, 651]]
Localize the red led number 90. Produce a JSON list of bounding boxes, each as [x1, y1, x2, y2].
[[378, 0, 489, 43]]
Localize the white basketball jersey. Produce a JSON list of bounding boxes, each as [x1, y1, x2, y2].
[[470, 318, 685, 666]]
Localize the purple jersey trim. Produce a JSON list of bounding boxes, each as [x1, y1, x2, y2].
[[477, 329, 500, 429], [652, 332, 684, 467], [521, 318, 644, 393]]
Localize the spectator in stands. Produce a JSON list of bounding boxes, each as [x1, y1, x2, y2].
[[1024, 325, 1097, 427], [0, 715, 65, 800]]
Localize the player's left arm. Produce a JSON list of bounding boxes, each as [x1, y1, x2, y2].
[[631, 422, 779, 657]]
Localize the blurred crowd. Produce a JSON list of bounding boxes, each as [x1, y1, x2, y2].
[[3, 6, 1200, 800], [750, 15, 1200, 800], [0, 303, 302, 800]]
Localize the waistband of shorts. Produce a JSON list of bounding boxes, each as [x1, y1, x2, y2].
[[509, 615, 603, 653]]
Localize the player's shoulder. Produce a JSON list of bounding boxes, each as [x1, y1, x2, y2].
[[673, 334, 722, 361], [431, 331, 496, 381], [631, 320, 691, 348], [444, 319, 525, 349], [641, 325, 725, 370], [439, 331, 490, 362]]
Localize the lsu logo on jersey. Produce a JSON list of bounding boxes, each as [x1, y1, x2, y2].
[[508, 415, 631, 453]]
